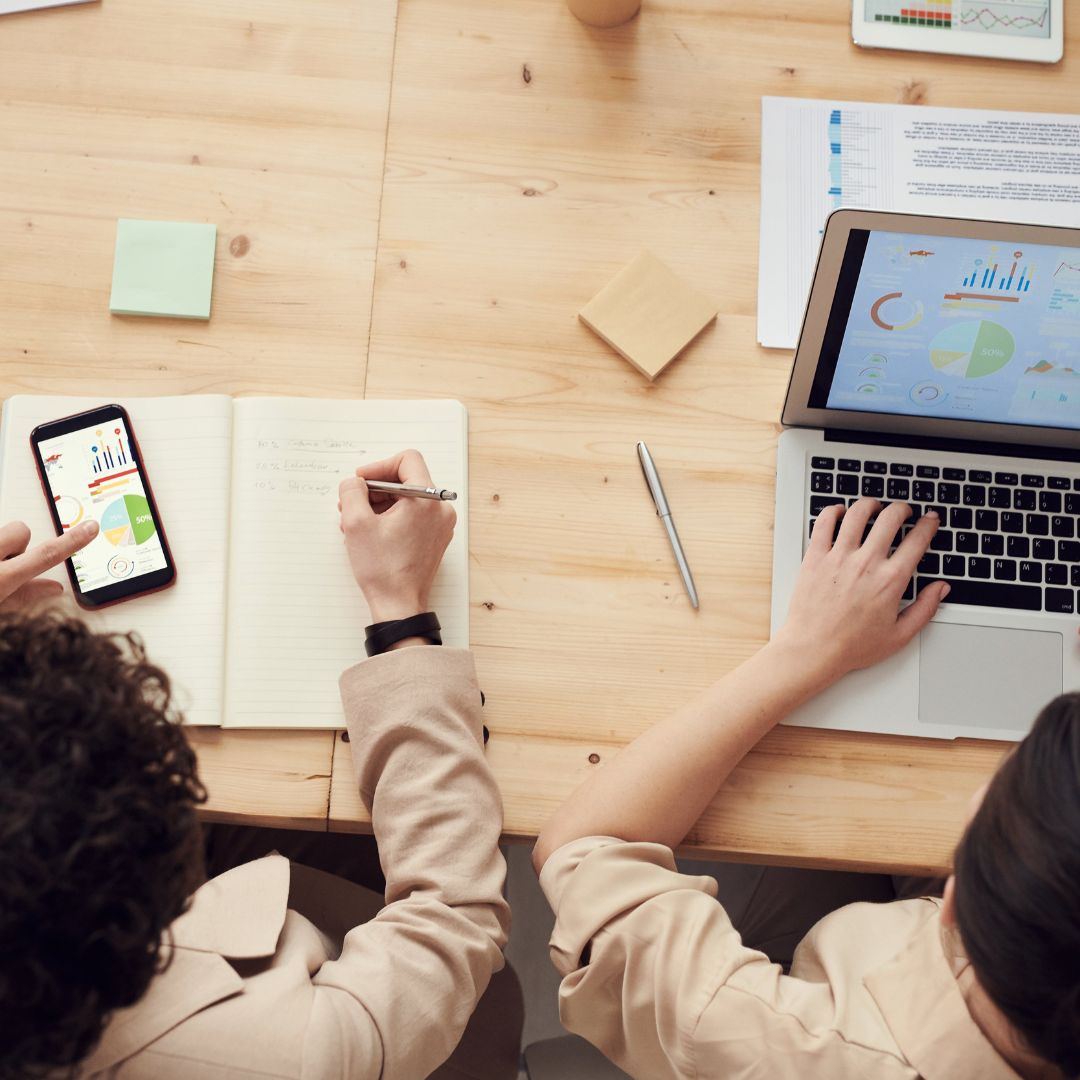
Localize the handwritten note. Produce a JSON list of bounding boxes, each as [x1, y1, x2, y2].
[[223, 397, 468, 729], [0, 394, 468, 730]]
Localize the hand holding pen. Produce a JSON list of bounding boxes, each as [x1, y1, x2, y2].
[[338, 450, 457, 622]]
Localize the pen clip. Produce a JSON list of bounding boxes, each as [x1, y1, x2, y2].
[[636, 441, 670, 517]]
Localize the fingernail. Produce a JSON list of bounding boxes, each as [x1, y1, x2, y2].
[[80, 520, 99, 538], [941, 583, 951, 598], [925, 510, 939, 520]]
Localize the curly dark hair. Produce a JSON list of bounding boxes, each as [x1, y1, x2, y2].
[[0, 610, 205, 1079], [954, 692, 1080, 1078]]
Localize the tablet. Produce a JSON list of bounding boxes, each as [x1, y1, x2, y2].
[[853, 0, 1063, 63]]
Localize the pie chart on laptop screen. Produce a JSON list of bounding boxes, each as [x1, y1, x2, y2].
[[929, 320, 1015, 379], [100, 494, 156, 547]]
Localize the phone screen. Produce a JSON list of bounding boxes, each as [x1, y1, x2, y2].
[[32, 407, 174, 604]]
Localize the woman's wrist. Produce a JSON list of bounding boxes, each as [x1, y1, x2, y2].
[[365, 593, 426, 624], [362, 617, 430, 652], [758, 635, 847, 703], [365, 611, 442, 656]]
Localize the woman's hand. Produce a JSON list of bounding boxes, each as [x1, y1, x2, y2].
[[338, 450, 456, 623], [0, 519, 99, 608], [772, 497, 950, 689]]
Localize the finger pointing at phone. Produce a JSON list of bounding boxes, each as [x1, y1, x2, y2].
[[0, 519, 99, 608]]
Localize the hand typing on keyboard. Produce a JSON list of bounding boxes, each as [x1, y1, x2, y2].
[[775, 497, 951, 686], [809, 460, 1080, 615]]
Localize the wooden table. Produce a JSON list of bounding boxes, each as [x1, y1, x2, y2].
[[0, 0, 398, 829], [3, 0, 1071, 871]]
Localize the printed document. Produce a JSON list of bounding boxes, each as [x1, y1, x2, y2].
[[759, 97, 1080, 349]]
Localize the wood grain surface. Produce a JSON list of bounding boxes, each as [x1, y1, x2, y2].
[[341, 0, 1074, 874], [0, 0, 398, 827], [2, 0, 1073, 862]]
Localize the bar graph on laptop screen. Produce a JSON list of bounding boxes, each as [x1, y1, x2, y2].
[[865, 0, 1051, 37], [825, 230, 1080, 431]]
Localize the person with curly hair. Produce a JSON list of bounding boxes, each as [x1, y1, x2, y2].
[[0, 450, 521, 1080], [534, 496, 1080, 1080]]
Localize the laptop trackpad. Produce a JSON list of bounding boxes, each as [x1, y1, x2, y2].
[[919, 623, 1063, 732]]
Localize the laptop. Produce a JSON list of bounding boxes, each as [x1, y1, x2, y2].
[[772, 209, 1080, 742]]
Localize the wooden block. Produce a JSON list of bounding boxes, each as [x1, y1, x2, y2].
[[579, 251, 718, 381]]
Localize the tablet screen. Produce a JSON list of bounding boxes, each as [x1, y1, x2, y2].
[[811, 228, 1080, 432], [864, 0, 1051, 40]]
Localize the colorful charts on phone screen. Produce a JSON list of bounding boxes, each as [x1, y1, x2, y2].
[[929, 321, 1014, 378], [54, 495, 84, 530], [101, 494, 156, 547], [107, 554, 135, 579]]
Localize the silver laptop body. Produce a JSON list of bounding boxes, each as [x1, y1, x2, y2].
[[772, 209, 1080, 742]]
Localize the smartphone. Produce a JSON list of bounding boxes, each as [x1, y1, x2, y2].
[[30, 404, 177, 608]]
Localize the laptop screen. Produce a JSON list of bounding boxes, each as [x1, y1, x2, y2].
[[808, 229, 1080, 432]]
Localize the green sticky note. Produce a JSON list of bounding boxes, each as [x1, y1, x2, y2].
[[109, 219, 217, 320]]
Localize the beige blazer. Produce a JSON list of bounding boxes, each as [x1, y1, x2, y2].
[[540, 836, 1023, 1080], [81, 648, 510, 1080]]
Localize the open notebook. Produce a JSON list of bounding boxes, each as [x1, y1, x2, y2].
[[0, 395, 468, 728]]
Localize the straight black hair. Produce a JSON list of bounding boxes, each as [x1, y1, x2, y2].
[[953, 692, 1080, 1078]]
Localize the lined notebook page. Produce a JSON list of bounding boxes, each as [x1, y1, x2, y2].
[[0, 395, 233, 726], [223, 397, 468, 729]]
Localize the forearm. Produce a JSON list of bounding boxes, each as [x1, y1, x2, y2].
[[341, 648, 507, 925], [534, 639, 835, 869], [318, 647, 507, 1079]]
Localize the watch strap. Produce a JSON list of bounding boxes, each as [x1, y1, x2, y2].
[[364, 612, 442, 657]]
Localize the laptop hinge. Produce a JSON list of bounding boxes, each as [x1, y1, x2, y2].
[[823, 428, 1080, 465]]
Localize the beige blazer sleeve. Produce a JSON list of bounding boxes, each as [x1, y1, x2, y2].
[[307, 647, 509, 1080], [540, 837, 916, 1080]]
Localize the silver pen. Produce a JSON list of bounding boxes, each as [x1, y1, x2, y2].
[[636, 441, 699, 610], [364, 480, 458, 502]]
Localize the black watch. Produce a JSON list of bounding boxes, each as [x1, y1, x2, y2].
[[364, 612, 442, 657]]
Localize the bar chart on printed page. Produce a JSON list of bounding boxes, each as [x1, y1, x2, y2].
[[758, 98, 1080, 350], [758, 99, 891, 350], [864, 0, 1051, 36]]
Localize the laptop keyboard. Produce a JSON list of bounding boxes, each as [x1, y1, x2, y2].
[[807, 456, 1080, 615]]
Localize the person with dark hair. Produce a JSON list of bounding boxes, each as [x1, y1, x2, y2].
[[0, 450, 521, 1080], [534, 495, 1079, 1080], [949, 693, 1080, 1079], [0, 611, 206, 1077]]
